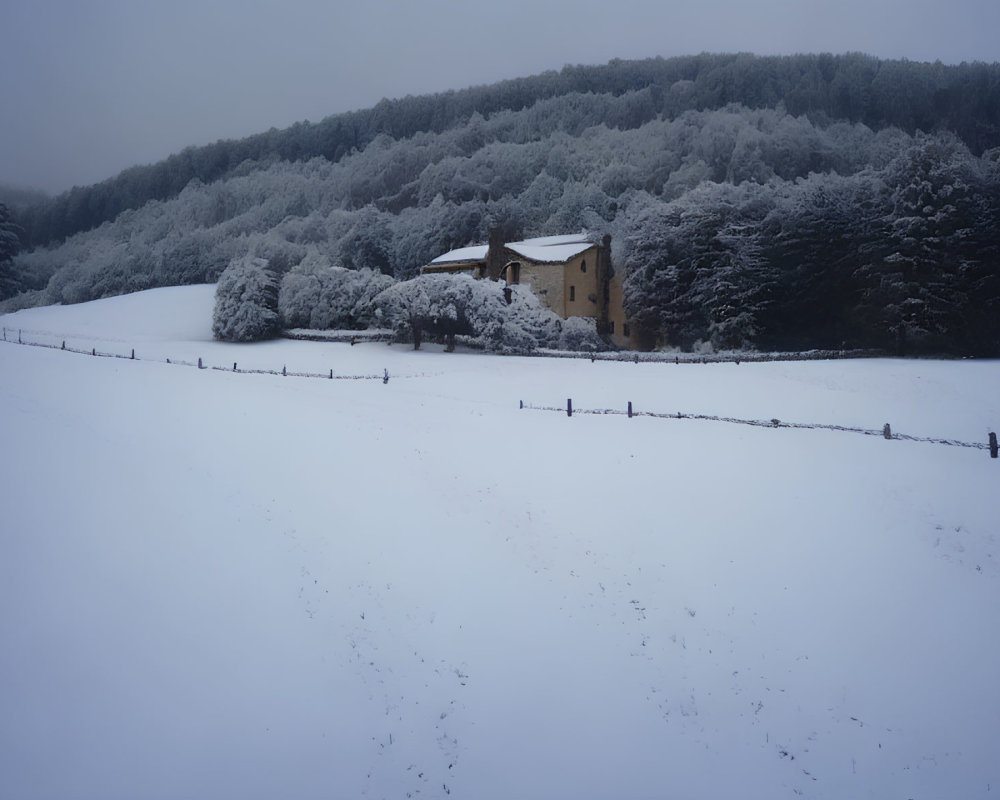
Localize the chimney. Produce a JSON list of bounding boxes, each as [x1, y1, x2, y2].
[[596, 234, 613, 332], [486, 226, 506, 281]]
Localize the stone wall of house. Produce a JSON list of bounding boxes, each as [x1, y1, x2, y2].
[[519, 259, 565, 316]]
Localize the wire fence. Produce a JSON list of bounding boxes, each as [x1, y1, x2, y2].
[[0, 327, 421, 383], [520, 398, 1000, 458], [530, 347, 889, 364]]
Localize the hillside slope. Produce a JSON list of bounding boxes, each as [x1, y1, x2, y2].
[[2, 288, 998, 799]]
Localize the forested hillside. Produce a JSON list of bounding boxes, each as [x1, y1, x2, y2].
[[4, 53, 999, 354]]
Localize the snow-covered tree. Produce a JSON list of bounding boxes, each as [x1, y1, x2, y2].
[[618, 181, 776, 350], [557, 316, 607, 352], [212, 254, 280, 341], [338, 206, 393, 275]]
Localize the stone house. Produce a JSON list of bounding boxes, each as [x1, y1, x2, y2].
[[421, 230, 634, 349]]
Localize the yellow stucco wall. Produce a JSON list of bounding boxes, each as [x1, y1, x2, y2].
[[561, 251, 601, 319], [516, 247, 602, 319]]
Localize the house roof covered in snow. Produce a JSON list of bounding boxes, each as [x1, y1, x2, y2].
[[429, 244, 489, 265], [428, 233, 595, 266], [507, 240, 593, 263]]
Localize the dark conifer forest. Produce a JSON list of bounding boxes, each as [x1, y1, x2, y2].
[[4, 53, 999, 354]]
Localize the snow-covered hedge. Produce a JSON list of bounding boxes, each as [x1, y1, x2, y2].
[[279, 251, 395, 330], [372, 273, 573, 354]]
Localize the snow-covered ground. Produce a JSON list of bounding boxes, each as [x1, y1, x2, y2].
[[1, 286, 998, 800]]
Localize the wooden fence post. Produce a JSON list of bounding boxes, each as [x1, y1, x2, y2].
[[567, 399, 573, 417], [234, 362, 238, 372], [131, 349, 135, 360], [519, 400, 524, 409], [990, 432, 998, 459], [628, 401, 633, 418], [198, 357, 203, 369], [383, 369, 389, 384], [92, 348, 96, 356], [329, 369, 333, 379], [282, 365, 286, 376], [61, 341, 65, 350], [883, 423, 892, 439]]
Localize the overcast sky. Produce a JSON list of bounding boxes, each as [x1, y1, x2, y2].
[[2, 0, 998, 195]]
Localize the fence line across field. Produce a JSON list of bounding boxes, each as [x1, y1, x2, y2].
[[5, 326, 998, 458], [1, 328, 401, 382], [520, 398, 999, 458]]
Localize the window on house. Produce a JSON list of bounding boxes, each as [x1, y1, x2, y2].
[[580, 259, 587, 273], [609, 320, 615, 334], [569, 285, 576, 302], [623, 323, 630, 337]]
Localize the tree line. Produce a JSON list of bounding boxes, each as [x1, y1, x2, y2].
[[11, 53, 1000, 249], [617, 134, 1000, 354]]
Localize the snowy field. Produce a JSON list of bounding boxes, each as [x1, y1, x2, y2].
[[1, 286, 998, 800]]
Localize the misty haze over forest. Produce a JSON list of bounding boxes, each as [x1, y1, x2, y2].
[[2, 53, 998, 355]]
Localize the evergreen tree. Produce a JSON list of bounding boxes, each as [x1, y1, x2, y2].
[[212, 254, 280, 342], [0, 203, 24, 300]]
